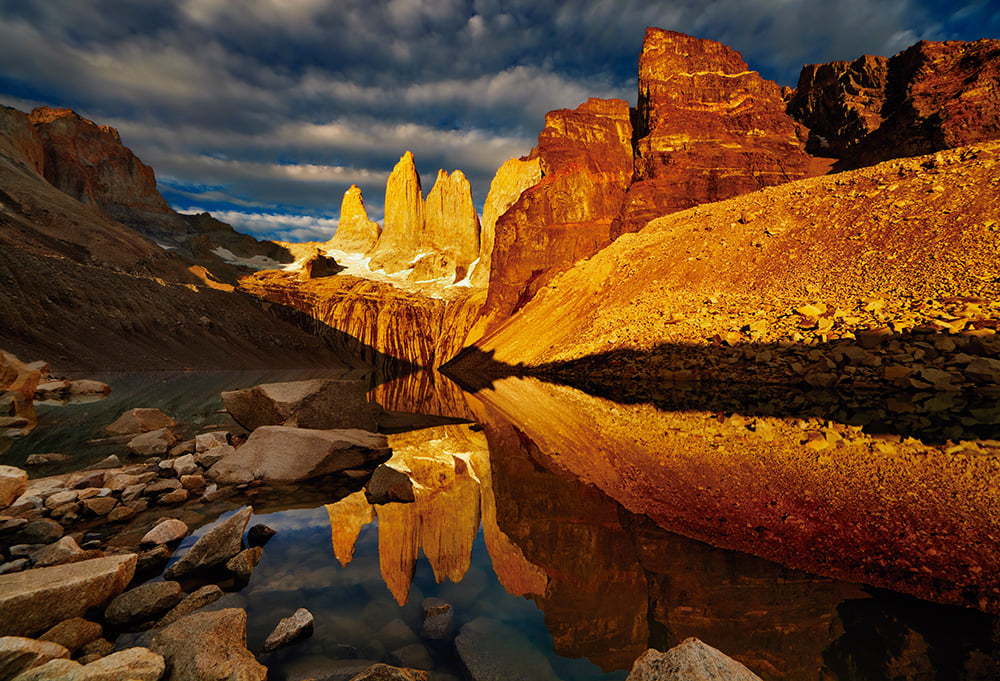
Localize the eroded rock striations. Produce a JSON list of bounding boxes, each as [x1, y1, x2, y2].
[[789, 38, 1000, 167], [368, 152, 427, 275], [615, 28, 815, 238]]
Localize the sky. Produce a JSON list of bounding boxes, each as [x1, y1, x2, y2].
[[0, 1, 997, 243]]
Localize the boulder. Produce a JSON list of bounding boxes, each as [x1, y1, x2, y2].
[[261, 607, 314, 653], [155, 585, 223, 628], [0, 466, 28, 509], [128, 428, 177, 457], [0, 351, 43, 400], [30, 536, 84, 568], [385, 643, 433, 671], [73, 646, 164, 681], [347, 664, 429, 681], [163, 506, 251, 580], [105, 408, 176, 435], [0, 637, 69, 679], [67, 380, 110, 396], [195, 432, 229, 452], [9, 658, 79, 679], [246, 523, 276, 547], [625, 638, 762, 681], [38, 618, 103, 654], [172, 454, 198, 476], [14, 519, 62, 544], [221, 378, 381, 432], [146, 608, 266, 681], [141, 519, 189, 546], [454, 618, 560, 681], [225, 547, 262, 583], [326, 184, 382, 254], [0, 554, 136, 636], [301, 249, 344, 279], [104, 581, 184, 628], [364, 466, 415, 504], [207, 427, 387, 485]]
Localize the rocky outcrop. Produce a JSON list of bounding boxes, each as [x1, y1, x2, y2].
[[206, 426, 388, 485], [789, 39, 1000, 167], [147, 609, 266, 681], [327, 184, 382, 253], [0, 107, 45, 175], [614, 28, 815, 238], [0, 352, 42, 401], [420, 170, 481, 282], [478, 98, 633, 329], [368, 152, 426, 275], [469, 157, 543, 290], [0, 554, 136, 636], [627, 639, 762, 681], [300, 248, 343, 279], [221, 379, 381, 432]]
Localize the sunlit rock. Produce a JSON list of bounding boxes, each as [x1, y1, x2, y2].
[[368, 151, 425, 275], [419, 169, 480, 283], [327, 184, 381, 253]]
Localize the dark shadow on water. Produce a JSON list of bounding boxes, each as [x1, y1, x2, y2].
[[441, 337, 1000, 444]]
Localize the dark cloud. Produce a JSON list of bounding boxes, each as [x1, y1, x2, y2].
[[0, 1, 993, 240]]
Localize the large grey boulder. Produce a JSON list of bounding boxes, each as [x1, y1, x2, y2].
[[0, 554, 136, 636], [454, 618, 559, 681], [221, 379, 382, 431], [164, 506, 251, 580], [147, 608, 266, 681], [626, 638, 763, 681], [207, 427, 388, 485]]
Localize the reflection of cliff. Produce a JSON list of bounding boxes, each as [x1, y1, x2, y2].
[[324, 425, 488, 605], [468, 376, 1000, 615]]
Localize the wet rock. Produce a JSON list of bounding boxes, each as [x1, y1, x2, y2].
[[141, 519, 189, 546], [386, 643, 434, 671], [364, 465, 415, 504], [163, 506, 251, 580], [0, 466, 28, 509], [195, 432, 230, 452], [0, 637, 70, 679], [246, 523, 275, 547], [106, 408, 176, 436], [30, 536, 84, 568], [146, 608, 266, 681], [347, 664, 429, 681], [67, 380, 110, 396], [377, 620, 420, 652], [105, 581, 184, 628], [261, 607, 314, 653], [221, 379, 381, 432], [128, 428, 177, 457], [155, 584, 223, 628], [207, 427, 387, 485], [24, 453, 71, 467], [38, 618, 103, 654], [625, 638, 762, 681], [419, 598, 452, 640], [0, 553, 136, 636], [454, 617, 560, 681], [14, 519, 63, 545], [225, 547, 262, 583]]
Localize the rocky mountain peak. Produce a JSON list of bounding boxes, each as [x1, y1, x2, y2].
[[327, 184, 381, 254], [367, 151, 426, 275], [422, 169, 480, 280]]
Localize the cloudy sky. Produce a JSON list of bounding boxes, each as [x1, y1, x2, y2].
[[0, 1, 995, 242]]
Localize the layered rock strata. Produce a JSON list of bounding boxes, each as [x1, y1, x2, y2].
[[789, 38, 1000, 167], [327, 184, 381, 253], [614, 28, 816, 238]]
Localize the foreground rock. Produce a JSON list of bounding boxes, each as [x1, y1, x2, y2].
[[626, 638, 762, 681], [207, 427, 388, 485], [348, 664, 428, 681], [221, 379, 381, 431], [105, 581, 184, 628], [364, 465, 415, 505], [0, 465, 28, 509], [454, 617, 560, 681], [0, 554, 136, 636], [147, 609, 266, 681], [261, 607, 314, 653], [164, 506, 251, 580], [0, 637, 69, 678], [12, 646, 165, 680]]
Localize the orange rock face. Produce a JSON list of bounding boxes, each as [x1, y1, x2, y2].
[[479, 98, 633, 327], [327, 184, 381, 253], [0, 106, 45, 175], [29, 107, 173, 220], [368, 151, 426, 275], [614, 28, 814, 238], [422, 169, 481, 282], [470, 157, 543, 289], [789, 39, 1000, 167]]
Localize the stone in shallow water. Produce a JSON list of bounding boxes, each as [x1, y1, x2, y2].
[[104, 581, 184, 628], [0, 553, 136, 637], [128, 428, 177, 457], [141, 518, 189, 546], [364, 465, 415, 505], [105, 408, 176, 435], [164, 506, 251, 580], [146, 608, 266, 681], [155, 584, 223, 628], [261, 607, 314, 653], [625, 638, 763, 681], [221, 379, 381, 431], [454, 617, 559, 681]]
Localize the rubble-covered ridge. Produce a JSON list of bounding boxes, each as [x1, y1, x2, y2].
[[463, 142, 1000, 392]]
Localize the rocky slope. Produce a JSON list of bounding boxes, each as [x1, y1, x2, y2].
[[454, 142, 1000, 392], [788, 38, 1000, 168]]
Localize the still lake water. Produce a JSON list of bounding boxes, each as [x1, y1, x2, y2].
[[5, 369, 1000, 680]]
